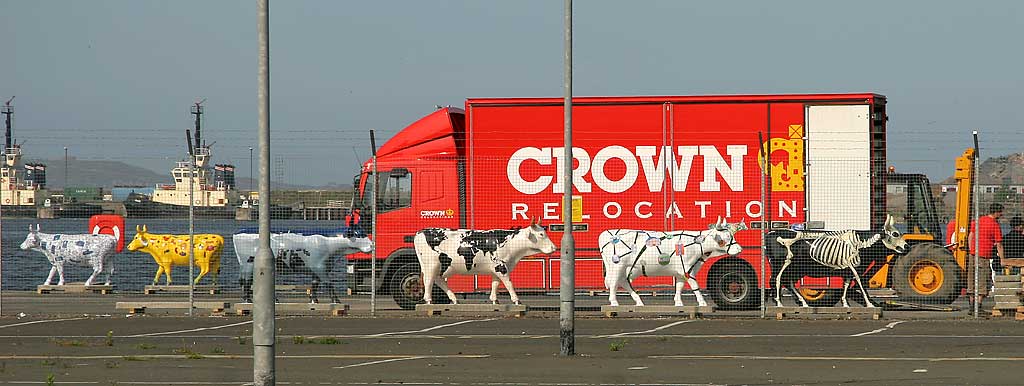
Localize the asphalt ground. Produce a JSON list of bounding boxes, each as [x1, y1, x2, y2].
[[0, 292, 1020, 385]]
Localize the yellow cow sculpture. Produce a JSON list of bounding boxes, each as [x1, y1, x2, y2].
[[127, 225, 224, 285]]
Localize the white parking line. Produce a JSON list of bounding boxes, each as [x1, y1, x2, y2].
[[122, 320, 253, 337], [653, 354, 1024, 361], [598, 320, 695, 338], [0, 317, 88, 329], [850, 320, 905, 337], [363, 318, 498, 337]]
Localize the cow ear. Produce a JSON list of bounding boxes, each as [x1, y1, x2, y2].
[[28, 225, 33, 232], [35, 224, 41, 232], [528, 231, 538, 243]]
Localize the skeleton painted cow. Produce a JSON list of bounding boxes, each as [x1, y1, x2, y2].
[[415, 219, 557, 305], [232, 230, 374, 303], [599, 218, 746, 307], [126, 225, 224, 285], [771, 214, 908, 308], [20, 225, 118, 286]]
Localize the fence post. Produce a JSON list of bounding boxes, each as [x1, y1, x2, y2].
[[972, 130, 980, 318], [253, 0, 275, 383], [559, 0, 575, 357], [370, 129, 377, 317], [758, 131, 767, 318]]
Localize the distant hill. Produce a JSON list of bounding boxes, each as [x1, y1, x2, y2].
[[24, 158, 341, 191], [940, 152, 1024, 186]]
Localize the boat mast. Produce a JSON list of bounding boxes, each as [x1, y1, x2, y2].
[[3, 96, 14, 154]]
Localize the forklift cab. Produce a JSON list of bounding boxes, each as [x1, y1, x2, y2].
[[884, 172, 944, 243]]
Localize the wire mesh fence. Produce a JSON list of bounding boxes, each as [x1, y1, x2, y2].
[[1, 96, 1023, 319]]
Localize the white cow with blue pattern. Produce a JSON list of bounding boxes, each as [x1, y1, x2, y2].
[[20, 224, 118, 286]]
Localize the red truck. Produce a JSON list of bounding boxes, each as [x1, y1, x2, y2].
[[348, 93, 959, 309]]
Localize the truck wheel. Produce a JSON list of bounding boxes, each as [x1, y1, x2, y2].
[[797, 288, 842, 307], [708, 262, 759, 310], [389, 262, 450, 310], [892, 243, 962, 304]]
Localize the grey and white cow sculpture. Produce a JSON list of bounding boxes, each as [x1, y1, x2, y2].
[[20, 225, 118, 286], [599, 218, 746, 307], [232, 232, 374, 303], [415, 220, 557, 305], [772, 214, 908, 308]]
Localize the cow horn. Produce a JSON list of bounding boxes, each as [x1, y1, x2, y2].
[[35, 224, 41, 232], [141, 224, 148, 233], [28, 224, 33, 232], [136, 225, 141, 232]]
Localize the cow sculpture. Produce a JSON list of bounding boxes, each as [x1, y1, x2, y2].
[[232, 230, 374, 303], [772, 214, 908, 308], [415, 219, 557, 305], [19, 225, 118, 286], [126, 225, 224, 285], [599, 218, 747, 307]]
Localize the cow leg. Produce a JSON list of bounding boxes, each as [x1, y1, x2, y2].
[[624, 280, 644, 307], [490, 277, 500, 305], [44, 266, 57, 286], [103, 264, 114, 286], [421, 272, 435, 305], [849, 266, 874, 308], [841, 280, 852, 308], [789, 284, 809, 307], [84, 266, 101, 286], [194, 264, 209, 285], [673, 279, 687, 307], [309, 278, 321, 304], [152, 266, 164, 285], [56, 264, 66, 286], [497, 274, 520, 305], [163, 265, 173, 285], [686, 260, 708, 307], [434, 275, 458, 304], [240, 277, 253, 303], [774, 257, 792, 307]]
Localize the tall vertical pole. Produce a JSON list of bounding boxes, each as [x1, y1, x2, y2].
[[64, 147, 68, 188], [758, 132, 767, 318], [249, 147, 254, 195], [369, 130, 378, 317], [188, 150, 195, 317], [254, 0, 275, 384], [972, 130, 980, 318], [559, 0, 575, 357]]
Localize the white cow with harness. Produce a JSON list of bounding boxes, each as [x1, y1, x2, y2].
[[19, 224, 118, 286], [415, 219, 557, 305], [599, 218, 746, 307], [232, 230, 374, 303]]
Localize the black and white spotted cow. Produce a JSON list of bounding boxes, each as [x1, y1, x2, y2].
[[19, 224, 118, 286], [414, 220, 557, 305]]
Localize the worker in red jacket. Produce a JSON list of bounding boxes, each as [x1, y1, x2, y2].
[[967, 203, 1005, 306]]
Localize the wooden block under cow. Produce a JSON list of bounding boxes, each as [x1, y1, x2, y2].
[[127, 225, 224, 286], [601, 305, 712, 318], [415, 303, 527, 317], [769, 306, 882, 320], [143, 285, 220, 295], [233, 302, 349, 316], [37, 283, 113, 294], [115, 301, 230, 315], [232, 230, 373, 304], [414, 219, 557, 306], [19, 225, 118, 287]]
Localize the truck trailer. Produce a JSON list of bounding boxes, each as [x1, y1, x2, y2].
[[347, 93, 961, 309]]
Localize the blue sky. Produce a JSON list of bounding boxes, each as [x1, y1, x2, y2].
[[4, 1, 1023, 185]]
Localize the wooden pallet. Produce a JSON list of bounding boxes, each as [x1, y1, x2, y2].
[[415, 303, 527, 317], [233, 302, 349, 316], [601, 305, 712, 318], [144, 285, 219, 295], [115, 301, 230, 315], [36, 284, 113, 294], [769, 306, 882, 320]]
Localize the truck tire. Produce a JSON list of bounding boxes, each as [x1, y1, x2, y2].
[[708, 261, 760, 310], [389, 262, 450, 310], [892, 243, 962, 304]]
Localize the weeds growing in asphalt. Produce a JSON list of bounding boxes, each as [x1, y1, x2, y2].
[[46, 374, 55, 386], [211, 347, 225, 354], [105, 331, 114, 347], [122, 356, 145, 361], [609, 340, 628, 352], [137, 343, 157, 350]]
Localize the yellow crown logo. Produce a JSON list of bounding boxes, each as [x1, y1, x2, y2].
[[758, 125, 804, 192]]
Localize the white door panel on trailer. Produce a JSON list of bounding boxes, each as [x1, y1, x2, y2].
[[806, 104, 871, 230]]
